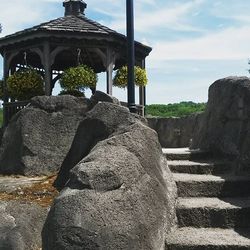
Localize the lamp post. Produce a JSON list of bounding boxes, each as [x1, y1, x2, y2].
[[126, 0, 137, 113]]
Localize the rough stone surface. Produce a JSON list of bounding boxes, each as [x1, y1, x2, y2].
[[165, 147, 250, 250], [165, 146, 250, 250], [177, 196, 250, 228], [90, 90, 120, 106], [0, 127, 3, 146], [191, 77, 250, 172], [0, 95, 93, 176], [147, 113, 203, 148], [0, 200, 48, 250], [174, 173, 250, 197], [42, 102, 177, 250], [165, 227, 250, 249]]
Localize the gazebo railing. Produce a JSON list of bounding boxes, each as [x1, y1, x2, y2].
[[3, 101, 30, 126]]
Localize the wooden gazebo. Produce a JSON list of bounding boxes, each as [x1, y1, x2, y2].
[[0, 0, 152, 126]]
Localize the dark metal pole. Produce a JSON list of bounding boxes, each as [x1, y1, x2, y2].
[[126, 0, 137, 113]]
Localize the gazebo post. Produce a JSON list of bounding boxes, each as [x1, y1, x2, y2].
[[139, 58, 146, 116], [3, 51, 10, 127], [106, 47, 113, 95], [43, 42, 52, 96], [10, 66, 16, 102]]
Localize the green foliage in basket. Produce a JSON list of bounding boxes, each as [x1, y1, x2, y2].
[[60, 65, 97, 91], [113, 66, 148, 88], [7, 68, 44, 101]]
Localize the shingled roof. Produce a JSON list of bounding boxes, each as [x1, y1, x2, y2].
[[1, 15, 118, 40], [0, 14, 151, 54]]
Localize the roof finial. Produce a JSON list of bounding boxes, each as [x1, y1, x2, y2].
[[63, 0, 87, 16]]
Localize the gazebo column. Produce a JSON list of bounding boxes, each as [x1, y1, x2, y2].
[[106, 47, 114, 95], [10, 66, 16, 102], [43, 42, 52, 96], [2, 51, 10, 127], [139, 59, 146, 116]]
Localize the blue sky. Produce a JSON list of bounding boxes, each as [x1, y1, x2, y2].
[[1, 0, 250, 104]]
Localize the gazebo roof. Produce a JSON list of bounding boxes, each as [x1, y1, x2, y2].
[[0, 15, 117, 41], [0, 12, 151, 57]]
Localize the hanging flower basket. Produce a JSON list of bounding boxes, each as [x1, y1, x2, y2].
[[60, 65, 98, 92], [113, 66, 148, 88], [7, 68, 44, 101]]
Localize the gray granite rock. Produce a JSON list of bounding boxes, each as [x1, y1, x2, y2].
[[0, 200, 48, 250], [0, 127, 3, 147], [0, 95, 92, 176], [191, 77, 250, 172], [42, 102, 177, 250], [90, 90, 120, 105]]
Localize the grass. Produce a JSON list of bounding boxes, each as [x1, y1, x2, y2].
[[145, 102, 206, 118]]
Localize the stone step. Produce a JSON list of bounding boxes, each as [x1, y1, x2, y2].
[[168, 160, 231, 175], [177, 197, 250, 228], [163, 148, 210, 161], [173, 173, 250, 197], [165, 227, 250, 250]]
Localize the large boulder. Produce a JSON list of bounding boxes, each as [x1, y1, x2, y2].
[[148, 113, 203, 148], [0, 95, 92, 176], [0, 92, 122, 176], [42, 102, 177, 250], [191, 77, 250, 172], [0, 200, 48, 250], [0, 127, 3, 146]]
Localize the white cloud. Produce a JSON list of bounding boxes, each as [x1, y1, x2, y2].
[[95, 0, 205, 33], [210, 1, 250, 25], [0, 0, 60, 36], [148, 26, 250, 65], [135, 0, 205, 32]]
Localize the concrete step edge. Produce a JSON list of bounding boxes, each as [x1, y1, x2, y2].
[[176, 197, 250, 228], [169, 160, 232, 175], [177, 197, 250, 209], [168, 160, 229, 166], [173, 173, 250, 182], [173, 173, 250, 197], [163, 148, 211, 161], [165, 227, 250, 248]]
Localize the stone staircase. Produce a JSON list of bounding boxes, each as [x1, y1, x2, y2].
[[163, 148, 250, 250]]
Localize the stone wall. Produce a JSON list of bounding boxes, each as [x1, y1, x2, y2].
[[147, 113, 203, 148], [191, 77, 250, 173]]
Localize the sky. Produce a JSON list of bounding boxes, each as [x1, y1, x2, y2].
[[1, 0, 250, 104]]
